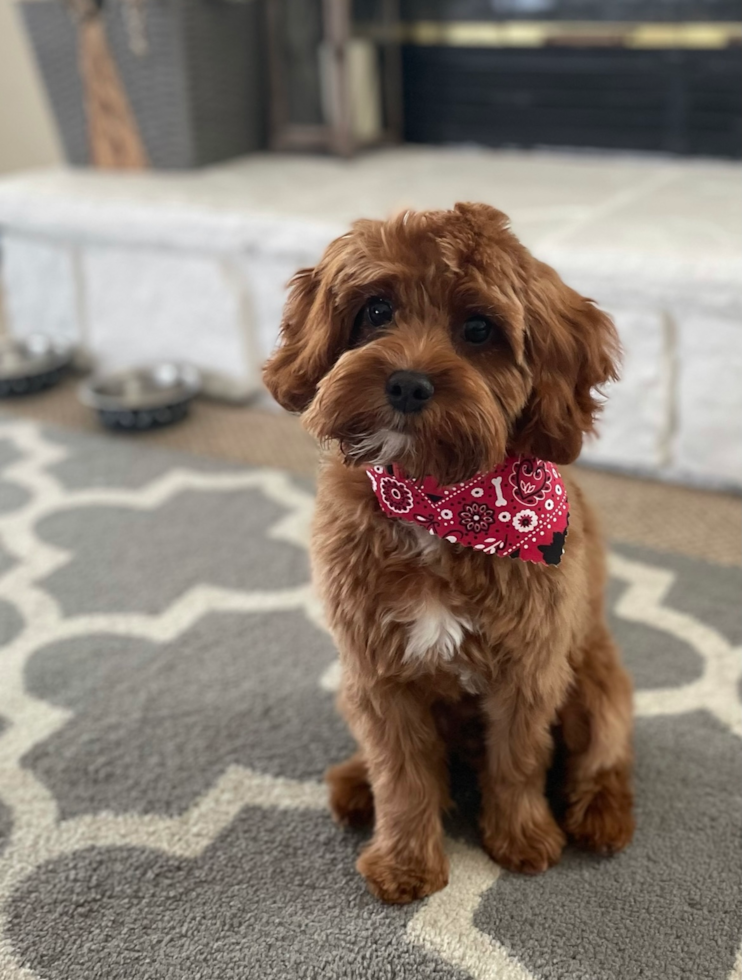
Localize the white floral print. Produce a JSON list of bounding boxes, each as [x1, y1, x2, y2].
[[379, 477, 414, 514], [512, 509, 538, 533]]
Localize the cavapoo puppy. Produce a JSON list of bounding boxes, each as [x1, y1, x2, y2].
[[263, 203, 634, 904]]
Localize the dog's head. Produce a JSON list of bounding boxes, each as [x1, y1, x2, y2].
[[263, 203, 619, 485]]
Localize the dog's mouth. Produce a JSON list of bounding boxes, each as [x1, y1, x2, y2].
[[339, 428, 414, 469], [338, 426, 494, 486]]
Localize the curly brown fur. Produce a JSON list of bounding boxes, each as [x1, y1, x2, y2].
[[264, 203, 634, 903]]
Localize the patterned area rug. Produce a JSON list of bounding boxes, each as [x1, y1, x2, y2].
[[0, 417, 740, 980]]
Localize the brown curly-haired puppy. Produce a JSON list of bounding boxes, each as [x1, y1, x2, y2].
[[263, 203, 635, 904]]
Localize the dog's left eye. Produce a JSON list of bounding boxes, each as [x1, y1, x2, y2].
[[463, 316, 493, 345], [365, 297, 394, 328]]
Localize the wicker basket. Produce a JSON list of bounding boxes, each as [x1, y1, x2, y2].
[[18, 0, 266, 169]]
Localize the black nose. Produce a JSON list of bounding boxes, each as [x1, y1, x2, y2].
[[386, 370, 435, 414]]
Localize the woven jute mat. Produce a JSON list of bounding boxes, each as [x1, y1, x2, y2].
[[1, 375, 739, 568]]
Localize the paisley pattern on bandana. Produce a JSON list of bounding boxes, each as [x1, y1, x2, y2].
[[367, 456, 569, 565]]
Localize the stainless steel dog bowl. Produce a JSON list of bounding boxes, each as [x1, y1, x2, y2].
[[78, 363, 201, 431], [0, 334, 74, 397]]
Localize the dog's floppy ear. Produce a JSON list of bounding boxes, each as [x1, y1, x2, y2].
[[262, 265, 345, 413], [511, 260, 620, 464]]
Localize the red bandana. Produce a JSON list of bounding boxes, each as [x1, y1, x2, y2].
[[366, 456, 569, 565]]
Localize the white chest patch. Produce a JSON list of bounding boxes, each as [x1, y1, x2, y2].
[[404, 600, 471, 665]]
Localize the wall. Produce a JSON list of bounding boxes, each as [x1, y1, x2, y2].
[[0, 0, 62, 175]]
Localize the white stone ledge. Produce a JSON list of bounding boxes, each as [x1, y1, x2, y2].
[[1, 152, 740, 489], [0, 192, 341, 259]]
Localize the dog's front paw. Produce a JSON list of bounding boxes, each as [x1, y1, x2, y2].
[[564, 769, 635, 856], [357, 843, 449, 904], [482, 807, 566, 875]]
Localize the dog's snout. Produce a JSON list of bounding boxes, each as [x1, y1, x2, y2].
[[386, 371, 434, 414]]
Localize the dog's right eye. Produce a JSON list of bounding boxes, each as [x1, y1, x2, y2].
[[365, 297, 394, 328]]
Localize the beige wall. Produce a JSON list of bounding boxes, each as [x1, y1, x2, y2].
[[0, 0, 62, 174]]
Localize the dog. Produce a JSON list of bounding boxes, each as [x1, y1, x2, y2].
[[263, 202, 635, 904]]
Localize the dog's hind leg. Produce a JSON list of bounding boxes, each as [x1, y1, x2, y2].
[[326, 751, 374, 828], [559, 625, 635, 855]]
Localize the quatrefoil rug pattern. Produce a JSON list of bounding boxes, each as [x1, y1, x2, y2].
[[0, 417, 740, 980]]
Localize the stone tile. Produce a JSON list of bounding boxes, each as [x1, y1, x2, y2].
[[569, 164, 742, 262], [673, 312, 742, 487], [82, 245, 252, 395], [2, 235, 79, 345], [238, 252, 323, 364], [581, 304, 669, 470]]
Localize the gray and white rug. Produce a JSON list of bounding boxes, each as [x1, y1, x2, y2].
[[0, 417, 740, 980]]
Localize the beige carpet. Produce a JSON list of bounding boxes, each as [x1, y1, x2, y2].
[[0, 374, 739, 568]]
